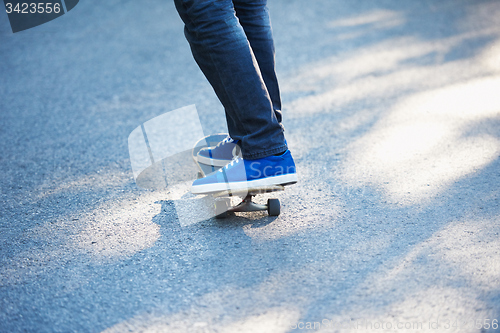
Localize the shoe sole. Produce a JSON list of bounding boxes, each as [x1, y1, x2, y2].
[[191, 173, 298, 194]]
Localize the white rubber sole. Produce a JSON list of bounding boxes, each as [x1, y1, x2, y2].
[[191, 173, 298, 194]]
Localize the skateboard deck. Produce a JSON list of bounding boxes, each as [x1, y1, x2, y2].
[[191, 134, 283, 217], [212, 185, 284, 198]]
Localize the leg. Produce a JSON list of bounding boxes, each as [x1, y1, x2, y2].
[[233, 0, 282, 124], [174, 0, 287, 159]]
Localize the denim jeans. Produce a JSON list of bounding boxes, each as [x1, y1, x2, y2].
[[174, 0, 287, 159]]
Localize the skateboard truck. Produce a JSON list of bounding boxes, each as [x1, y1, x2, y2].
[[215, 194, 280, 218], [192, 134, 284, 219], [212, 185, 283, 218]]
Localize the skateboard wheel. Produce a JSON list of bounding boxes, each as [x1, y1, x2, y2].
[[267, 198, 280, 216], [215, 198, 230, 219]]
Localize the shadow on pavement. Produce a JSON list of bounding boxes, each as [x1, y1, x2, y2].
[[1, 0, 500, 332]]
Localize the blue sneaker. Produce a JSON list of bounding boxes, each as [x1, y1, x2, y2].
[[191, 150, 297, 194], [197, 135, 241, 167]]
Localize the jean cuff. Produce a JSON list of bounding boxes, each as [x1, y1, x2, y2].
[[243, 144, 288, 160]]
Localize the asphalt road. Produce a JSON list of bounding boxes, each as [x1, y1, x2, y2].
[[1, 0, 500, 332]]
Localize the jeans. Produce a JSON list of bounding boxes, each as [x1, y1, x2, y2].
[[174, 0, 287, 159]]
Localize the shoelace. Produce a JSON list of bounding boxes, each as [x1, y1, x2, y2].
[[218, 156, 241, 172], [214, 136, 234, 149]]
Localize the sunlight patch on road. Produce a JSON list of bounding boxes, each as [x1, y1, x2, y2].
[[218, 308, 299, 333], [240, 181, 343, 241], [0, 191, 164, 288], [72, 192, 161, 259], [101, 257, 354, 332], [312, 216, 500, 333], [481, 39, 500, 72], [327, 9, 405, 40], [432, 217, 500, 289], [328, 9, 403, 29], [280, 8, 500, 204], [375, 216, 500, 292], [100, 240, 384, 332], [341, 76, 500, 204], [283, 31, 497, 117], [102, 303, 300, 333], [34, 162, 132, 201], [279, 4, 500, 207], [315, 286, 487, 333]]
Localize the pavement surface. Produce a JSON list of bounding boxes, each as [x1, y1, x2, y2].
[[1, 0, 500, 332]]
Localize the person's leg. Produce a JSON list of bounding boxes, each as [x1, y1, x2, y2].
[[173, 0, 287, 159], [233, 0, 282, 124]]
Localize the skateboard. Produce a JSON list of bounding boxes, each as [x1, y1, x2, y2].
[[191, 133, 283, 218]]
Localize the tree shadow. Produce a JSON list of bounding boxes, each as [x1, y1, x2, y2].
[[1, 0, 500, 332]]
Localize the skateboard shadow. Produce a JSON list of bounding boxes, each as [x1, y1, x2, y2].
[[213, 212, 278, 228], [154, 199, 279, 229]]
